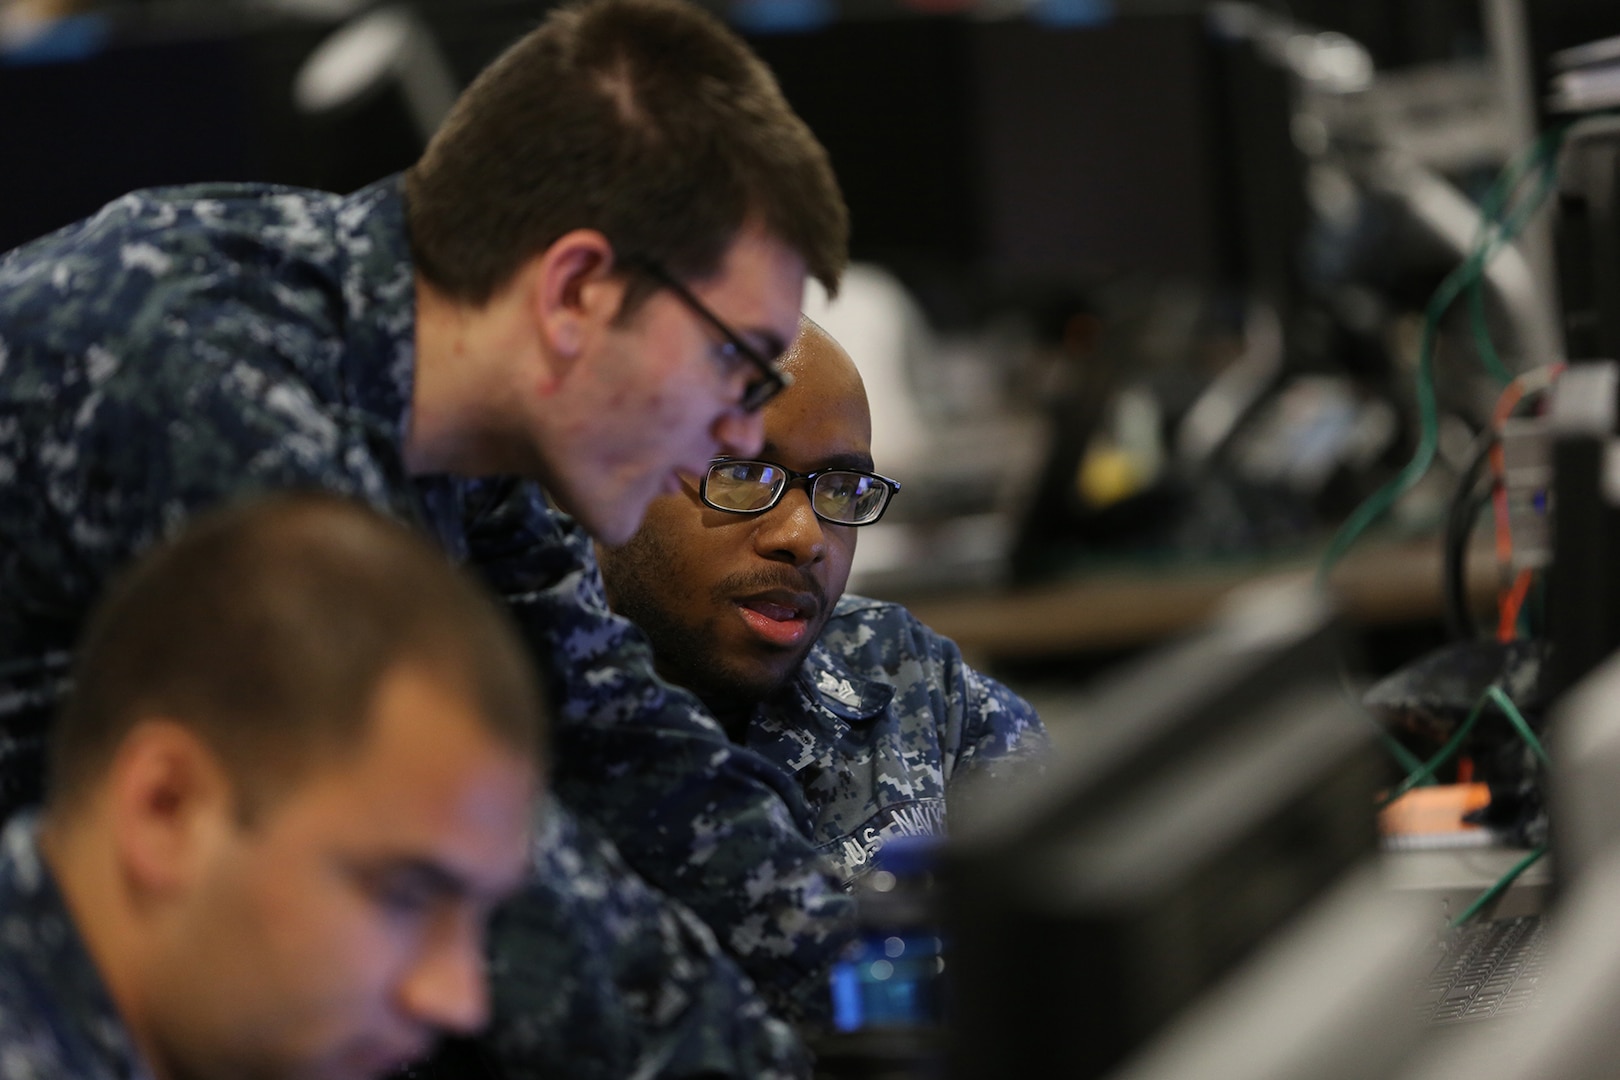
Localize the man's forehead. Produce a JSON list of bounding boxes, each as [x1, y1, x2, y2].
[[757, 436, 871, 472], [269, 774, 535, 907], [269, 666, 537, 871]]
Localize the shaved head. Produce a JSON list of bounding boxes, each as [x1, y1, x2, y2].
[[779, 317, 865, 402]]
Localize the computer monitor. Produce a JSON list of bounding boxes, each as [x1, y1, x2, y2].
[[942, 578, 1390, 1078], [744, 10, 1308, 317]]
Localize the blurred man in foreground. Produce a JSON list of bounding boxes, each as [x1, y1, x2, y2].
[[598, 319, 1048, 888], [0, 493, 543, 1080]]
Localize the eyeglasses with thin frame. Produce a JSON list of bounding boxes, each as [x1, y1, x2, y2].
[[625, 257, 793, 412], [700, 458, 902, 526]]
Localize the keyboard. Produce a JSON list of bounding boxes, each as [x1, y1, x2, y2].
[[1417, 915, 1548, 1025]]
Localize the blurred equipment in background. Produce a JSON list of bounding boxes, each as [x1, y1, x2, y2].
[[1354, 50, 1620, 861], [764, 1, 1569, 596], [292, 5, 457, 149], [944, 579, 1432, 1079]]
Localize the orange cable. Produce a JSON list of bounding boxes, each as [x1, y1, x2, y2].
[[1498, 567, 1534, 642]]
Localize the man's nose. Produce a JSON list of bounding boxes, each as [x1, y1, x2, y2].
[[398, 914, 490, 1036], [754, 486, 827, 567], [713, 407, 766, 459]]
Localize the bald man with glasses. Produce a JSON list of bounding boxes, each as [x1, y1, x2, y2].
[[597, 319, 1047, 888]]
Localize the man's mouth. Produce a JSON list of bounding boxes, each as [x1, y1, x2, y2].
[[734, 591, 818, 647]]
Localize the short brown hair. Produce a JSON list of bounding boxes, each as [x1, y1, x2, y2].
[[48, 492, 545, 818], [404, 0, 847, 307]]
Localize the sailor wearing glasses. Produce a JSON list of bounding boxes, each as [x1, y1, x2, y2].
[[598, 318, 1048, 888]]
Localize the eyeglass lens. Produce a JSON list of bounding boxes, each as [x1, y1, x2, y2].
[[705, 461, 891, 524]]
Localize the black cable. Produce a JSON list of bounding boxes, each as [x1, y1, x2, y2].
[[1443, 428, 1497, 641]]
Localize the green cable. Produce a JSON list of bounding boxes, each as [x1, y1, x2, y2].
[[1376, 691, 1494, 810], [1379, 730, 1429, 778], [1372, 681, 1551, 927], [1315, 253, 1460, 587], [1464, 129, 1569, 404], [1378, 684, 1549, 808], [1479, 125, 1566, 227], [1468, 281, 1509, 387], [1316, 125, 1570, 591], [1496, 127, 1571, 240], [1360, 124, 1573, 932], [1449, 844, 1547, 928], [1437, 688, 1550, 928], [1486, 685, 1551, 768], [1466, 129, 1562, 386]]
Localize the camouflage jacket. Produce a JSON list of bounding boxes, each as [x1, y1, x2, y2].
[[0, 814, 153, 1080], [0, 178, 849, 1067], [478, 804, 810, 1080], [745, 596, 1047, 887]]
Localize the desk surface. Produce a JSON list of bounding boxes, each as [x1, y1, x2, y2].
[[882, 535, 1498, 664]]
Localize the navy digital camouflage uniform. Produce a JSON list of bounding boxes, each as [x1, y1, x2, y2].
[[473, 805, 809, 1080], [0, 813, 153, 1080], [741, 595, 1047, 887], [0, 177, 848, 1072]]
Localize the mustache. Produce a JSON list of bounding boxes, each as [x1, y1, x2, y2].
[[711, 566, 828, 614]]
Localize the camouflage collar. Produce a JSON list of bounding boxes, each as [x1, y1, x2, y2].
[[744, 626, 895, 778], [0, 814, 154, 1080], [796, 634, 896, 724], [331, 174, 418, 451]]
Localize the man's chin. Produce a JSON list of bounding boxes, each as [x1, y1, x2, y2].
[[691, 656, 803, 711], [564, 490, 646, 548]]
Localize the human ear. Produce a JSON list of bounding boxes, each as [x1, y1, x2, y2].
[[107, 719, 235, 897], [531, 229, 628, 362]]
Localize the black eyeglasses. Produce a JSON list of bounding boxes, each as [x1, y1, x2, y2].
[[700, 458, 901, 526], [626, 258, 792, 412]]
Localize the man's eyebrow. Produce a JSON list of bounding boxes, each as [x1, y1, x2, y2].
[[758, 442, 875, 472], [410, 860, 471, 893], [358, 856, 477, 900], [391, 853, 532, 902], [823, 452, 875, 472]]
